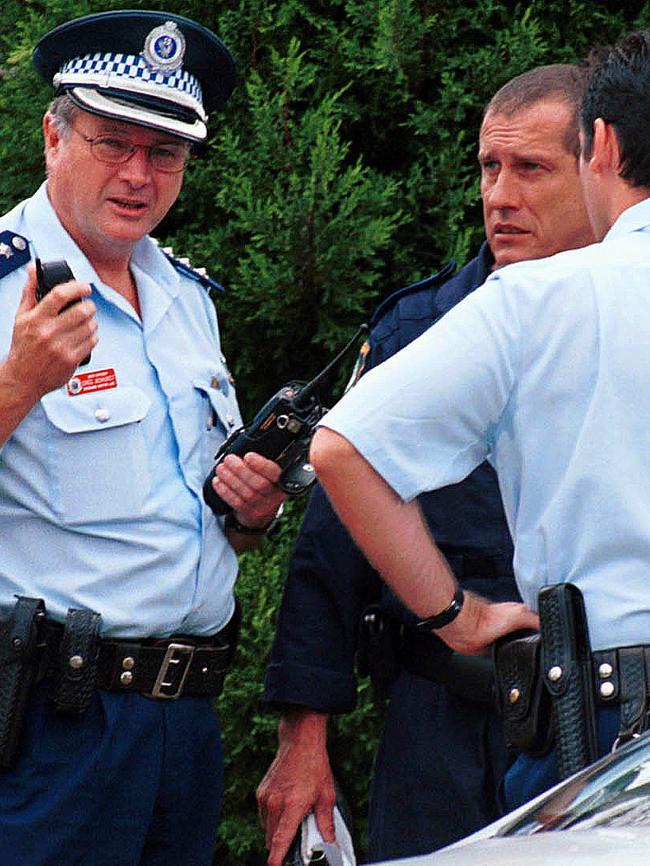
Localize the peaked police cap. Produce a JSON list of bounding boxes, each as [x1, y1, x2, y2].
[[32, 10, 236, 142]]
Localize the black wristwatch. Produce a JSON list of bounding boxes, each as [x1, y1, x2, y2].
[[415, 588, 465, 631], [224, 503, 284, 538]]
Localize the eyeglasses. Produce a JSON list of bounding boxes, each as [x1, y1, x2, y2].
[[71, 127, 192, 173]]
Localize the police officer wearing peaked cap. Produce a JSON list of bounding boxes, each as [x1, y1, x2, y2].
[[0, 11, 285, 866]]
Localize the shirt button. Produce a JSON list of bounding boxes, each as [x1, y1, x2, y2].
[[95, 408, 111, 423], [226, 413, 235, 427]]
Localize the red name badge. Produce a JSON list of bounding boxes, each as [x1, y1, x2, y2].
[[67, 368, 117, 397]]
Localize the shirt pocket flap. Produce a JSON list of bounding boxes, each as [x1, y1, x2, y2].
[[192, 379, 241, 435], [41, 385, 151, 434]]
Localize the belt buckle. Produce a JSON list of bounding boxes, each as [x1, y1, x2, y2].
[[149, 642, 195, 700]]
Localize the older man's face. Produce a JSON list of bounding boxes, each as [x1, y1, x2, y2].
[[44, 110, 186, 260], [479, 99, 595, 268]]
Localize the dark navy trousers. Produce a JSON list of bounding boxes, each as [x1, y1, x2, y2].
[[0, 681, 223, 866], [367, 670, 512, 861]]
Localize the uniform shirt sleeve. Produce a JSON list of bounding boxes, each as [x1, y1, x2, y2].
[[264, 477, 381, 713], [321, 273, 521, 501]]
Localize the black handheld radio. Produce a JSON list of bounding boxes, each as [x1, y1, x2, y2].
[[35, 258, 91, 367], [203, 324, 368, 516]]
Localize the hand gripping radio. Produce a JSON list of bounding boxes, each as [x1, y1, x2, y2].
[[203, 324, 368, 516], [35, 258, 91, 367]]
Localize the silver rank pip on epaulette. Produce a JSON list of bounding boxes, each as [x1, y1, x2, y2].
[[0, 232, 31, 280], [153, 239, 225, 295]]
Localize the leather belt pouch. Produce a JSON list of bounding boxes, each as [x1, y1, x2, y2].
[[0, 596, 46, 768], [493, 630, 553, 756], [51, 607, 101, 715], [539, 582, 598, 779]]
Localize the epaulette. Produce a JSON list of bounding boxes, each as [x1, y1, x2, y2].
[[0, 231, 30, 280], [157, 242, 225, 294], [369, 260, 456, 328]]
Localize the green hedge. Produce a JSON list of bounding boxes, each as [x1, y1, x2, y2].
[[3, 2, 650, 863]]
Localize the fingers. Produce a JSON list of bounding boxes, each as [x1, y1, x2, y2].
[[17, 264, 38, 313], [262, 787, 336, 866], [213, 452, 285, 525], [257, 770, 306, 866], [265, 798, 304, 866], [36, 278, 93, 316], [492, 601, 540, 637], [313, 791, 337, 844]]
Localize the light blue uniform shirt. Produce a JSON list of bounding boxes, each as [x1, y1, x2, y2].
[[323, 197, 650, 651], [0, 183, 242, 637]]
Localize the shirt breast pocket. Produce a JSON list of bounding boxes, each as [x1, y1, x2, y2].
[[40, 386, 152, 525], [192, 380, 242, 474]]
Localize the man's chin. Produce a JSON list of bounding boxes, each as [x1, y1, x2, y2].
[[492, 238, 537, 268]]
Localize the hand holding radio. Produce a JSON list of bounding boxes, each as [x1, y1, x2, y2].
[[3, 260, 95, 410], [203, 324, 368, 516], [35, 258, 92, 366]]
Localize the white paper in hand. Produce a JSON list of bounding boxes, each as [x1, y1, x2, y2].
[[299, 804, 356, 866]]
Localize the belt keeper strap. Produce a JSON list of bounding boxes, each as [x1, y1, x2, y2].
[[617, 646, 647, 742], [51, 608, 101, 715]]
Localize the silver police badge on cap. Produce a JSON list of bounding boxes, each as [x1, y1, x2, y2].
[[143, 21, 186, 72]]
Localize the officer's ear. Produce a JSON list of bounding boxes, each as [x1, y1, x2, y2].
[[588, 118, 622, 178], [42, 112, 64, 173]]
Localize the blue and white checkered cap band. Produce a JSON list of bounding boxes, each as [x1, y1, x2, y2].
[[54, 52, 206, 122]]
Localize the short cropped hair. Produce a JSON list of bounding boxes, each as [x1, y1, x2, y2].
[[46, 94, 81, 138], [581, 29, 650, 189], [484, 64, 586, 159]]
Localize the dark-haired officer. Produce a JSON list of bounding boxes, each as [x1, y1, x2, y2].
[[0, 11, 284, 865]]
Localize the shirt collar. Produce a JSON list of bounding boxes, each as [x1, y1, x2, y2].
[[603, 195, 650, 242]]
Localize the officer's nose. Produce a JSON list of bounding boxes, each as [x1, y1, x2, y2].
[[117, 146, 153, 186], [486, 168, 521, 212]]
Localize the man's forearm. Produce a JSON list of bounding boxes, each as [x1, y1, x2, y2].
[[0, 361, 39, 449], [310, 427, 540, 653], [310, 428, 457, 619]]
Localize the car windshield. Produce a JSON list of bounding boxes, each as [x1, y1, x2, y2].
[[501, 734, 650, 835]]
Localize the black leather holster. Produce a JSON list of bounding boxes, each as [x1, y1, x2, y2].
[[0, 596, 46, 768], [494, 583, 598, 778], [539, 582, 598, 779]]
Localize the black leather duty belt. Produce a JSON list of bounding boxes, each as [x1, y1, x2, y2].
[[39, 608, 240, 701], [399, 629, 496, 707]]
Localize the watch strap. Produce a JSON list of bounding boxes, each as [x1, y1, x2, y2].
[[224, 503, 284, 537], [415, 588, 465, 631]]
